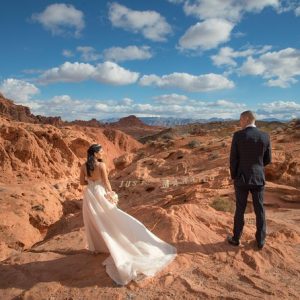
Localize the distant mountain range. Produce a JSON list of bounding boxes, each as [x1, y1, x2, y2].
[[102, 116, 285, 127], [103, 117, 234, 126], [259, 118, 285, 122]]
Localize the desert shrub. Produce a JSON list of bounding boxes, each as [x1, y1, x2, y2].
[[209, 152, 219, 160], [161, 133, 174, 140], [210, 197, 235, 213], [188, 140, 201, 149]]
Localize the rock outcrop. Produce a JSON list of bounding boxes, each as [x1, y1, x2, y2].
[[110, 115, 165, 140]]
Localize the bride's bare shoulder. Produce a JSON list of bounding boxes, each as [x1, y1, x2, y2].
[[96, 160, 106, 168]]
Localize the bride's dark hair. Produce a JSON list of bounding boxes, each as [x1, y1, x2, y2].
[[86, 144, 102, 177]]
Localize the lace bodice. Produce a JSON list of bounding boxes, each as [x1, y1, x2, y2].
[[87, 178, 105, 188]]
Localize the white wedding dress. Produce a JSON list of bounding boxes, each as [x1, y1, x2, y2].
[[82, 179, 177, 285]]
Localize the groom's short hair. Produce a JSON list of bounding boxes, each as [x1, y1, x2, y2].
[[241, 110, 256, 123]]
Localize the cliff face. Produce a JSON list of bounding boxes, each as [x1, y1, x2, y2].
[[0, 94, 36, 123], [0, 118, 141, 181], [0, 94, 104, 127]]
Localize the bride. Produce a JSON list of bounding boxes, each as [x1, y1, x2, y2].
[[79, 144, 176, 285]]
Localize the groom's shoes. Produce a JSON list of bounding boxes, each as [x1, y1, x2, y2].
[[257, 241, 265, 250], [227, 235, 240, 246]]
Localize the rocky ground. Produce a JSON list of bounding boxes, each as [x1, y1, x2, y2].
[[0, 97, 299, 299]]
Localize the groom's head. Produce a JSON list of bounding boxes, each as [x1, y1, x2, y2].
[[240, 110, 256, 129]]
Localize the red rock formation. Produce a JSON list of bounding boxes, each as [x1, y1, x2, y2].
[[0, 103, 299, 299], [67, 118, 103, 128], [0, 108, 142, 263], [110, 115, 165, 140], [0, 94, 99, 128], [113, 115, 146, 127], [0, 94, 36, 123], [35, 115, 64, 126]]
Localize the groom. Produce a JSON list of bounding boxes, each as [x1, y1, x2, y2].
[[227, 110, 272, 250]]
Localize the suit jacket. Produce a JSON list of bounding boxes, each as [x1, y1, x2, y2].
[[230, 126, 271, 187]]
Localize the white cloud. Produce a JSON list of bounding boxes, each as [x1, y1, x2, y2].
[[183, 0, 279, 22], [8, 89, 298, 121], [267, 77, 297, 88], [31, 3, 85, 37], [263, 101, 300, 110], [92, 61, 139, 85], [212, 47, 248, 67], [240, 48, 300, 87], [95, 103, 110, 112], [179, 18, 234, 51], [276, 1, 300, 14], [51, 95, 79, 104], [108, 2, 172, 41], [39, 62, 95, 84], [208, 99, 245, 109], [239, 56, 266, 75], [119, 97, 134, 105], [140, 72, 234, 92], [103, 45, 152, 62], [77, 46, 101, 62], [32, 95, 93, 119], [87, 97, 246, 119], [211, 45, 272, 67], [0, 78, 39, 103], [63, 47, 101, 61], [38, 61, 139, 85], [10, 89, 244, 120], [177, 0, 279, 52], [257, 101, 300, 119], [154, 93, 188, 104], [62, 49, 74, 58], [295, 6, 300, 16]]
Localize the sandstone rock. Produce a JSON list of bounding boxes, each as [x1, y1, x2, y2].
[[0, 100, 300, 299], [113, 153, 134, 170]]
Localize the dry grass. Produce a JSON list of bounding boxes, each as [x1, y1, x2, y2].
[[210, 197, 235, 213], [188, 140, 201, 149]]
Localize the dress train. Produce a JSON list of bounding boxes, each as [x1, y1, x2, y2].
[[82, 180, 176, 285]]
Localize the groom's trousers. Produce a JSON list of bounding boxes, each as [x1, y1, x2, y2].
[[233, 185, 266, 244]]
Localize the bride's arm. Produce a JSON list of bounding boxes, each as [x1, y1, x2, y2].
[[99, 162, 113, 192], [80, 164, 88, 185]]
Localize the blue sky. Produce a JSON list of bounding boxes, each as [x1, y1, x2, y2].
[[1, 0, 300, 120]]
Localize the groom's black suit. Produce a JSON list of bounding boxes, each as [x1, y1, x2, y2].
[[230, 126, 271, 246]]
